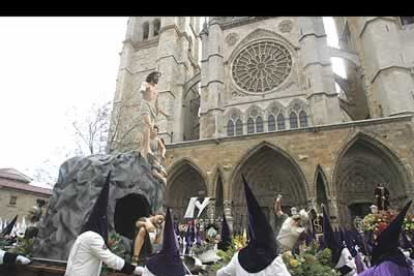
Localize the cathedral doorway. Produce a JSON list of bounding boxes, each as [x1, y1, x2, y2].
[[166, 160, 207, 221], [334, 135, 408, 227], [230, 143, 308, 234]]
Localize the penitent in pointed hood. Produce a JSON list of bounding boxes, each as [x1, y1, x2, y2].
[[1, 215, 18, 236], [237, 175, 278, 273], [217, 214, 232, 251], [146, 208, 186, 276], [80, 172, 111, 244], [322, 204, 345, 265], [371, 200, 412, 266]]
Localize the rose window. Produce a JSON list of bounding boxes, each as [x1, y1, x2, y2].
[[232, 41, 292, 93]]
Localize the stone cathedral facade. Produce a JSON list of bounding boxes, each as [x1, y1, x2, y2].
[[110, 16, 414, 230]]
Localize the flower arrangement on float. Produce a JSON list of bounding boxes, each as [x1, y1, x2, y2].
[[282, 241, 340, 276], [362, 209, 414, 239]]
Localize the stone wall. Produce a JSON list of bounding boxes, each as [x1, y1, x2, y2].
[[164, 115, 414, 227], [0, 188, 50, 222]]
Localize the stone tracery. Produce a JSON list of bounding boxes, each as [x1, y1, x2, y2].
[[232, 40, 292, 93]]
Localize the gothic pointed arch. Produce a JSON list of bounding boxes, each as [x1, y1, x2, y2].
[[245, 104, 263, 119], [314, 165, 329, 213], [182, 74, 201, 141], [212, 168, 225, 218], [166, 158, 208, 220], [287, 98, 310, 128], [229, 141, 308, 233], [332, 132, 410, 226], [225, 108, 243, 137]]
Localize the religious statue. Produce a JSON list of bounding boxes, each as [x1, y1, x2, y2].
[[370, 204, 378, 214], [274, 194, 310, 254], [149, 125, 168, 186], [138, 71, 169, 160], [131, 213, 165, 266], [374, 182, 390, 211], [25, 200, 45, 239]]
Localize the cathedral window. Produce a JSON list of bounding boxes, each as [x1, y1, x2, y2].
[[400, 17, 414, 26], [256, 116, 264, 133], [277, 114, 285, 130], [227, 120, 235, 136], [143, 22, 150, 41], [268, 115, 276, 131], [299, 110, 308, 127], [236, 119, 243, 136], [247, 118, 255, 134], [289, 112, 298, 129], [232, 40, 292, 93], [153, 19, 161, 37]]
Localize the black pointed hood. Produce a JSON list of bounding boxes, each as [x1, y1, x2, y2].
[[217, 214, 232, 251], [238, 175, 278, 273], [1, 215, 18, 236], [322, 204, 344, 265], [80, 172, 111, 244], [146, 208, 186, 276], [371, 200, 412, 266]]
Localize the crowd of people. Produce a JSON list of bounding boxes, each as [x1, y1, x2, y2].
[[1, 172, 414, 276]]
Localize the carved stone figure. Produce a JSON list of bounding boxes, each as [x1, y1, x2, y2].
[[138, 72, 169, 160]]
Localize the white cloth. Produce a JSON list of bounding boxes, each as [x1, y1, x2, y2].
[[64, 231, 126, 276], [143, 266, 157, 276], [144, 218, 161, 244], [184, 197, 210, 219], [16, 255, 31, 265], [0, 249, 30, 265], [0, 249, 5, 265], [216, 252, 291, 276], [334, 248, 357, 276], [276, 217, 305, 251]]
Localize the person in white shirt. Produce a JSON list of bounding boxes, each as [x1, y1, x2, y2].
[[216, 175, 291, 276], [0, 249, 30, 265], [64, 172, 143, 276], [274, 195, 309, 254], [142, 207, 188, 276]]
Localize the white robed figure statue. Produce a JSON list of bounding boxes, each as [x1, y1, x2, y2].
[[216, 175, 291, 276]]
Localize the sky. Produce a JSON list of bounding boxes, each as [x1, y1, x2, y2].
[[0, 17, 128, 182], [0, 17, 343, 184]]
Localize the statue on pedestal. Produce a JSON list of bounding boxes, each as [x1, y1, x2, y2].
[[374, 183, 390, 211], [274, 194, 310, 254], [25, 200, 45, 239], [131, 213, 165, 266], [149, 125, 167, 186], [137, 71, 169, 161]]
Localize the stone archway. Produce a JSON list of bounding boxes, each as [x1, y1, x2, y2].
[[315, 166, 329, 214], [215, 174, 224, 218], [230, 143, 308, 234], [166, 160, 207, 221], [334, 134, 409, 226]]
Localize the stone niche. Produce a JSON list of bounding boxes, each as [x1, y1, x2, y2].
[[33, 152, 164, 260]]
